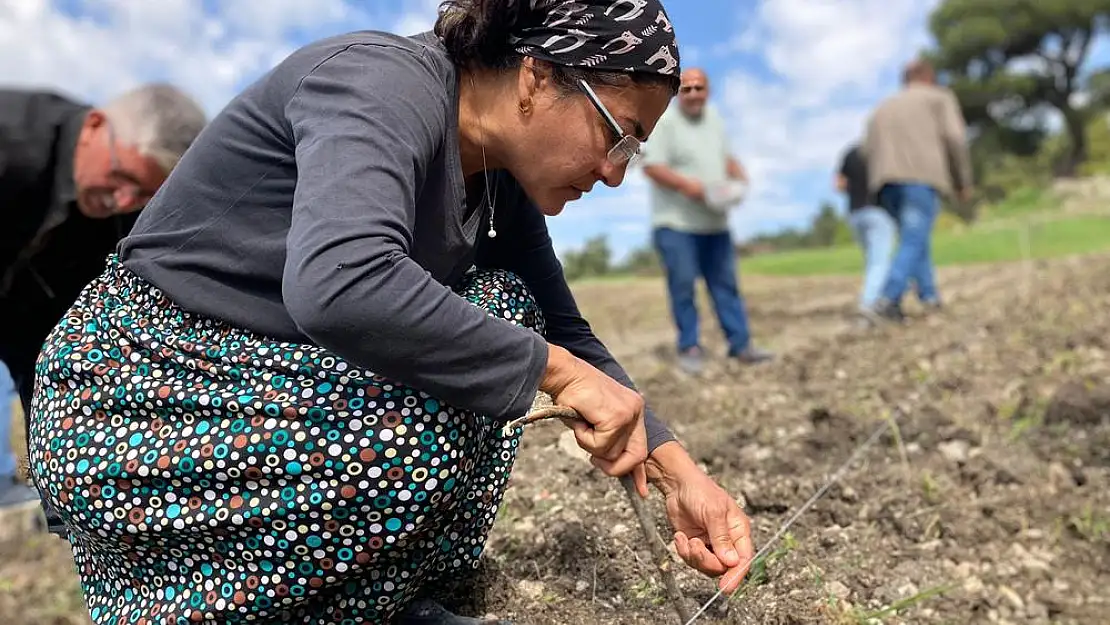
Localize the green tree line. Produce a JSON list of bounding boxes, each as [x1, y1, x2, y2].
[[559, 202, 856, 281]]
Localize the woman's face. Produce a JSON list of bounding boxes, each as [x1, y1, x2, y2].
[[504, 69, 672, 216]]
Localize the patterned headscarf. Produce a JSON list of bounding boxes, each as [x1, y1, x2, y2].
[[511, 0, 681, 77]]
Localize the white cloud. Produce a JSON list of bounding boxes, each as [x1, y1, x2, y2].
[[568, 0, 943, 248], [1, 0, 952, 257], [0, 0, 419, 115], [747, 0, 938, 103], [723, 0, 942, 230], [389, 0, 442, 36]]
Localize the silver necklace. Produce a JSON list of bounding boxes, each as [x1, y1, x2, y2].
[[470, 74, 498, 239], [480, 138, 497, 238]]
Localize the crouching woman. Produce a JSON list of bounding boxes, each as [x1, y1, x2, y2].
[[29, 1, 753, 623]]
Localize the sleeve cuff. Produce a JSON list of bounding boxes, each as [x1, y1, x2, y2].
[[500, 331, 549, 421], [644, 405, 676, 453]]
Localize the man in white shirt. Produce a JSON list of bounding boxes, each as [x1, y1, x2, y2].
[[641, 68, 772, 374]]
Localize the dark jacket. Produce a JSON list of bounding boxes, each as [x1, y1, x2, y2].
[[0, 89, 139, 406]]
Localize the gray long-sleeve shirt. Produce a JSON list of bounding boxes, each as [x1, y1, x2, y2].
[[119, 30, 674, 451]]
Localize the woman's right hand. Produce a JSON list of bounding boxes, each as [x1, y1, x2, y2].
[[540, 345, 650, 497]]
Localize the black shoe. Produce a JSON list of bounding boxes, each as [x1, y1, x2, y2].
[[864, 299, 905, 324], [729, 345, 774, 364], [398, 599, 512, 625], [676, 346, 705, 375]]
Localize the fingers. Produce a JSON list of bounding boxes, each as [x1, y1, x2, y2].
[[675, 532, 750, 591], [559, 416, 588, 433], [588, 420, 648, 480], [679, 535, 728, 577], [706, 509, 741, 569], [675, 531, 690, 562], [590, 447, 646, 480], [719, 540, 756, 596], [575, 421, 633, 463], [719, 561, 751, 595], [566, 413, 626, 463], [729, 506, 755, 571], [633, 463, 649, 498], [707, 501, 752, 570], [552, 362, 645, 463], [715, 508, 755, 595], [676, 540, 751, 595], [592, 400, 642, 462], [670, 481, 757, 595]]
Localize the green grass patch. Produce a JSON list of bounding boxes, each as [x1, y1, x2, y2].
[[982, 186, 1052, 218], [853, 584, 955, 623], [740, 215, 1110, 277]]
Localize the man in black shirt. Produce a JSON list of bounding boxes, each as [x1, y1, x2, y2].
[[836, 144, 896, 321], [0, 84, 205, 513]]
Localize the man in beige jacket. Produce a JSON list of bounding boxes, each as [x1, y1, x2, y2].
[[862, 59, 973, 322]]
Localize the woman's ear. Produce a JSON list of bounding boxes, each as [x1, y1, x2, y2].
[[516, 57, 552, 103]]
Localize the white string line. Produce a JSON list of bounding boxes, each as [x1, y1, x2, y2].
[[683, 416, 894, 625]]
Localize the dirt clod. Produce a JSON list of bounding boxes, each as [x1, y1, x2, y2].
[[1044, 381, 1110, 426]]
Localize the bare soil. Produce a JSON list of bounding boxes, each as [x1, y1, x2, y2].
[[3, 253, 1108, 624]]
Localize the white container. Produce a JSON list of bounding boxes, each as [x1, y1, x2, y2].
[[705, 180, 748, 214]]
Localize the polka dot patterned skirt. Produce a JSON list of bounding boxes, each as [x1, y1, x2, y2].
[[29, 256, 544, 624]]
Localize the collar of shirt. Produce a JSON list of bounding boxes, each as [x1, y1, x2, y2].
[[51, 109, 85, 212], [19, 109, 87, 268]]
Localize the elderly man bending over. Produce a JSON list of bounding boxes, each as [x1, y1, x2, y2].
[[0, 83, 205, 515]]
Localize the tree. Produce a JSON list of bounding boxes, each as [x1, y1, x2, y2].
[[614, 244, 662, 276], [1086, 67, 1110, 112], [928, 0, 1110, 176], [560, 234, 612, 281], [809, 201, 844, 247]]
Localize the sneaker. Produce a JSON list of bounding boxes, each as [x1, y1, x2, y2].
[[853, 311, 879, 329], [921, 300, 943, 315], [677, 346, 705, 375], [398, 599, 511, 625], [863, 298, 905, 324], [729, 345, 774, 364]]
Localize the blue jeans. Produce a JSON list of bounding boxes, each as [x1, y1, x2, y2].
[[652, 227, 752, 354], [848, 206, 897, 310], [879, 183, 940, 304], [0, 360, 15, 477]]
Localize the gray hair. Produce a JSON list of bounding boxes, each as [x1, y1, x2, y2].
[[100, 83, 207, 173]]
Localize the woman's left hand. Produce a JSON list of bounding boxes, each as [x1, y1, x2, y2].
[[646, 443, 755, 595]]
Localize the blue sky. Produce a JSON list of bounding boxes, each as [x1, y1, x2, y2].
[[2, 0, 1106, 260]]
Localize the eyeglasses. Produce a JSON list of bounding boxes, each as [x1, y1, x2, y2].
[[578, 79, 641, 167]]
